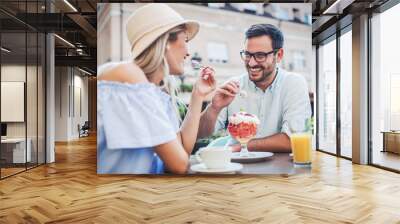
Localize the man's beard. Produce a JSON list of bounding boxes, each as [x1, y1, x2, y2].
[[247, 64, 275, 83]]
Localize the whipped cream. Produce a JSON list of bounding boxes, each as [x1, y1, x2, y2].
[[228, 112, 260, 125]]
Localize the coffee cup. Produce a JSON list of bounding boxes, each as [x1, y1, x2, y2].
[[197, 147, 232, 169]]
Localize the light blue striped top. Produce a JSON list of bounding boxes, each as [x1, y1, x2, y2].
[[97, 81, 179, 174]]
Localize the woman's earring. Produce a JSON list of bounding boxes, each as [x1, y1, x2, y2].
[[166, 45, 170, 50]]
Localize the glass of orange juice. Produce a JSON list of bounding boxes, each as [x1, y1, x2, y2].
[[289, 119, 313, 166]]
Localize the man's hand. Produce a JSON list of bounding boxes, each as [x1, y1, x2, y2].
[[211, 80, 239, 111]]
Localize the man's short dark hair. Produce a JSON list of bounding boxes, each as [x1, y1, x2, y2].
[[245, 24, 284, 50]]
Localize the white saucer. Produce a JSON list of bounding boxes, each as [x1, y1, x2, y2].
[[231, 152, 274, 163], [190, 163, 243, 174]]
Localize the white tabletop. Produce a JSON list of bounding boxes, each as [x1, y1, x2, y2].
[[189, 153, 311, 175]]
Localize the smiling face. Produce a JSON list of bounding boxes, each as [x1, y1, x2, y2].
[[244, 35, 283, 83], [165, 31, 189, 75]]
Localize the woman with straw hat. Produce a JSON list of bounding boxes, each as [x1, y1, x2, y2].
[[97, 4, 216, 174]]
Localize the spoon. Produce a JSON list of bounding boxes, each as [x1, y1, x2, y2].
[[191, 59, 203, 69], [192, 60, 247, 97], [191, 60, 210, 80], [238, 90, 247, 98]]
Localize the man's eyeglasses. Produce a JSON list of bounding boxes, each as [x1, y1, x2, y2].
[[240, 50, 278, 63]]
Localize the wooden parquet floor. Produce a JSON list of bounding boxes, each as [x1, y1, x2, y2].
[[1, 135, 400, 223], [1, 167, 26, 178]]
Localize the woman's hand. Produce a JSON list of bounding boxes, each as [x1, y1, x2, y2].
[[192, 66, 216, 100]]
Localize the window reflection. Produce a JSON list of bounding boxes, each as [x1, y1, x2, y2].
[[371, 3, 400, 171], [340, 30, 352, 158], [318, 38, 337, 154]]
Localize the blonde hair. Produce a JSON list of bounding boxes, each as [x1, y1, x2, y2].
[[134, 25, 187, 122]]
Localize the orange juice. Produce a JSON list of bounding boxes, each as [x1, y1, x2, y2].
[[290, 133, 312, 165]]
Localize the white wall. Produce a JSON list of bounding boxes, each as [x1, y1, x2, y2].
[[1, 65, 37, 138], [1, 64, 46, 164], [54, 67, 89, 141], [71, 73, 89, 138], [55, 66, 69, 141]]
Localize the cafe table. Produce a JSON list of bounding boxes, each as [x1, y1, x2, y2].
[[189, 152, 311, 175]]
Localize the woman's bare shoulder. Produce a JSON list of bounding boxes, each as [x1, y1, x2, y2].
[[98, 61, 147, 84]]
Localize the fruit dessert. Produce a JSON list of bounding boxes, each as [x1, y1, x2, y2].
[[227, 111, 259, 143]]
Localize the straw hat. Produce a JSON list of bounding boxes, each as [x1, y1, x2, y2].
[[126, 3, 200, 59]]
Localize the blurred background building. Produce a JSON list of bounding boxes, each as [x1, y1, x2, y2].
[[97, 3, 312, 105]]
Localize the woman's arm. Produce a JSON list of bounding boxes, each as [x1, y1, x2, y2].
[[156, 94, 206, 174], [154, 138, 189, 174], [178, 92, 204, 155], [178, 67, 216, 155]]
